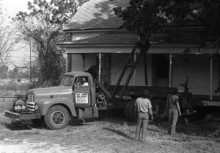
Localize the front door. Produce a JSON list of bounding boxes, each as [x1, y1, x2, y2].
[[73, 76, 91, 108], [152, 54, 169, 87]]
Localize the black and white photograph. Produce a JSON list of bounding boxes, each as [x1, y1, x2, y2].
[[0, 0, 220, 152]]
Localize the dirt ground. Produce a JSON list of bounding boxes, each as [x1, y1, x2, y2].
[[0, 110, 220, 153]]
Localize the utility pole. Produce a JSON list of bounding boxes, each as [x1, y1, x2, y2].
[[30, 40, 32, 82]]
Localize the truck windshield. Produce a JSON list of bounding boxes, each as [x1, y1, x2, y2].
[[61, 75, 74, 86]]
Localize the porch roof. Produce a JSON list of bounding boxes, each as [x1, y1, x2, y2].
[[62, 43, 218, 55]]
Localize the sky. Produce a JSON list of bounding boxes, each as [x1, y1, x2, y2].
[[1, 0, 32, 69], [2, 0, 30, 17]]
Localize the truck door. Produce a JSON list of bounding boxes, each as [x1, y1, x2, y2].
[[73, 76, 91, 108]]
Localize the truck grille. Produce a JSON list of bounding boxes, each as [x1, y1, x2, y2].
[[26, 101, 38, 112], [28, 95, 34, 102]]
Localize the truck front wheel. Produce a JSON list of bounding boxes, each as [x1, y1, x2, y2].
[[44, 105, 70, 130]]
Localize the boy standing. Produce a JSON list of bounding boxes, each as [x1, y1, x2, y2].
[[135, 90, 153, 141]]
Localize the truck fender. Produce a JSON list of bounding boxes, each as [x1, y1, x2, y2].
[[38, 98, 77, 117]]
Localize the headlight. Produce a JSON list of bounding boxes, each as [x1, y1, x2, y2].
[[13, 94, 38, 113], [13, 99, 26, 112]]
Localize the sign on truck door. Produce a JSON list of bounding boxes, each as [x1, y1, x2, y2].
[[73, 76, 91, 107]]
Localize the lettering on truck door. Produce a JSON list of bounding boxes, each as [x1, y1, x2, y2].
[[73, 76, 91, 107]]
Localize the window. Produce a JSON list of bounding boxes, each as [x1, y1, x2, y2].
[[75, 76, 89, 87], [61, 75, 74, 86]]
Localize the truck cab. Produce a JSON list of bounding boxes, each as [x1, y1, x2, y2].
[[5, 71, 99, 130]]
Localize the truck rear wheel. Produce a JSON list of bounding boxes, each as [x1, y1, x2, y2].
[[44, 105, 70, 130], [125, 99, 137, 122]]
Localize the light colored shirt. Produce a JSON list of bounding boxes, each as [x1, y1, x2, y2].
[[82, 82, 89, 86], [136, 97, 152, 113]]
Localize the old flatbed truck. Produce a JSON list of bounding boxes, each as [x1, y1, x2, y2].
[[4, 71, 107, 129], [4, 70, 178, 130]]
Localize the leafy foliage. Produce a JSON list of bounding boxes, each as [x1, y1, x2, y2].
[[0, 13, 19, 65], [0, 65, 8, 78], [114, 0, 220, 45], [194, 0, 220, 44], [13, 0, 86, 86]]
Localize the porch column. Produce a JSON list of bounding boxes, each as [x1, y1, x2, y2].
[[133, 53, 137, 86], [210, 54, 213, 100], [66, 59, 68, 72], [66, 55, 68, 72], [144, 50, 148, 85], [82, 54, 85, 71], [169, 54, 173, 87], [98, 53, 102, 82], [67, 53, 72, 72]]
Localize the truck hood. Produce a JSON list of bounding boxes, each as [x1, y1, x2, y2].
[[29, 86, 72, 101]]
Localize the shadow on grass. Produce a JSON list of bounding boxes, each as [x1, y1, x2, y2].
[[69, 117, 100, 127], [148, 128, 167, 134], [5, 120, 33, 131], [103, 127, 134, 140]]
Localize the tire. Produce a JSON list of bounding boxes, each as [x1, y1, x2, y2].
[[125, 99, 137, 122], [44, 105, 70, 130]]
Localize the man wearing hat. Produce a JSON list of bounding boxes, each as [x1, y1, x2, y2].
[[135, 90, 153, 142]]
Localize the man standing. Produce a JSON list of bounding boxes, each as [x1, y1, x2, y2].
[[135, 90, 153, 141], [165, 89, 181, 135]]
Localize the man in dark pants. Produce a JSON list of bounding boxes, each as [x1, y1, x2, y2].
[[135, 90, 153, 141], [165, 89, 181, 135]]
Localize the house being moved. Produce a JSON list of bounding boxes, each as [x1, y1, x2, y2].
[[58, 0, 220, 106]]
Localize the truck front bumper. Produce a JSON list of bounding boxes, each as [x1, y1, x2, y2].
[[4, 110, 41, 120]]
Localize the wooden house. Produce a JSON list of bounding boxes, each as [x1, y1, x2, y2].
[[58, 0, 220, 105]]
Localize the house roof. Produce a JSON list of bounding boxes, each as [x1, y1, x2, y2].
[[64, 0, 129, 30], [59, 1, 217, 54]]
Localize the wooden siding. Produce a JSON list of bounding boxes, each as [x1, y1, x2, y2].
[[71, 54, 84, 71], [84, 54, 97, 71], [172, 55, 219, 96], [110, 53, 153, 86], [110, 53, 135, 85], [135, 54, 153, 86]]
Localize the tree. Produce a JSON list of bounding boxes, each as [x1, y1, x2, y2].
[[192, 0, 220, 46], [0, 64, 8, 79], [0, 11, 19, 65], [114, 0, 220, 50], [8, 66, 19, 79], [13, 0, 87, 86]]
